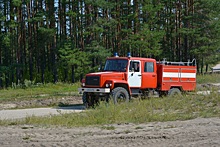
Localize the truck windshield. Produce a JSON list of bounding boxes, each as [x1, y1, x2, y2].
[[104, 59, 128, 72]]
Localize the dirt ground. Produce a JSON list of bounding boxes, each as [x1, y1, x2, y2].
[[0, 96, 83, 110], [0, 117, 219, 147]]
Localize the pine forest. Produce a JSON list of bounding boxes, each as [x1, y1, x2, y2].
[[0, 0, 220, 88]]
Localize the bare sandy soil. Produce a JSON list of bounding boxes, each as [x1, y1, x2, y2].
[[0, 96, 83, 110], [0, 117, 219, 147]]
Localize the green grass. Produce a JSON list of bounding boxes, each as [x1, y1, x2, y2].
[[196, 74, 220, 84], [1, 90, 219, 127], [0, 74, 219, 127], [0, 82, 80, 102]]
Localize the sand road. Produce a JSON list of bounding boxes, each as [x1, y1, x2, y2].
[[0, 105, 84, 120], [0, 117, 220, 147]]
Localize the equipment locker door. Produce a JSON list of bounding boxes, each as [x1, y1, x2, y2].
[[128, 60, 141, 87]]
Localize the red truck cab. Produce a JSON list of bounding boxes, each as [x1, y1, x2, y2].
[[78, 54, 196, 108]]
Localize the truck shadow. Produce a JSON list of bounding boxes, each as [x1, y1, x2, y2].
[[56, 104, 85, 110]]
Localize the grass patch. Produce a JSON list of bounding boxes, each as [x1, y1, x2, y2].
[[1, 90, 219, 127], [0, 82, 80, 102], [197, 74, 220, 84], [135, 126, 144, 130], [101, 126, 115, 130], [22, 136, 31, 140]]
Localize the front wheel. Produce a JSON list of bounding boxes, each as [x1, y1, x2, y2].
[[111, 87, 130, 104], [82, 92, 99, 108], [82, 92, 89, 108]]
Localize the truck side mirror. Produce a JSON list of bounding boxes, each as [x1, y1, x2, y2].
[[98, 63, 103, 71]]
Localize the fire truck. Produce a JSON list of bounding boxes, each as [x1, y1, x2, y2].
[[78, 53, 197, 108]]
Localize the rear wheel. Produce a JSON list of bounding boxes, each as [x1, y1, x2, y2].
[[111, 87, 130, 104], [168, 88, 182, 97]]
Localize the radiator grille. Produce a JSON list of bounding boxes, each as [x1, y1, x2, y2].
[[85, 76, 100, 86]]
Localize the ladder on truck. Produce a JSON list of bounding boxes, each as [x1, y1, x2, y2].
[[157, 58, 196, 66]]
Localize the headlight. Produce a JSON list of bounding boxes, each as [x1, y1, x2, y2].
[[81, 79, 85, 87], [105, 83, 112, 87]]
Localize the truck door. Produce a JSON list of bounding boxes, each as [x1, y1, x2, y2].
[[141, 61, 157, 88], [128, 60, 141, 87]]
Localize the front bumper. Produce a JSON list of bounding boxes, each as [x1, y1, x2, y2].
[[78, 88, 110, 93]]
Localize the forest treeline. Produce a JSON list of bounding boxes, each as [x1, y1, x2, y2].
[[0, 0, 220, 88]]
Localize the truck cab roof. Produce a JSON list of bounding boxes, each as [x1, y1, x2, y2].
[[107, 57, 156, 62]]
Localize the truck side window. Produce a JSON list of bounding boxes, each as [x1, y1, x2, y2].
[[129, 61, 140, 72], [144, 62, 154, 72]]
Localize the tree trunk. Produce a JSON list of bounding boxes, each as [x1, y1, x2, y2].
[[48, 0, 58, 83], [27, 0, 33, 81], [71, 65, 75, 83]]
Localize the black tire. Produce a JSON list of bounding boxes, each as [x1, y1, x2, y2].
[[168, 88, 182, 97], [82, 92, 89, 108], [111, 87, 130, 104], [82, 92, 99, 109]]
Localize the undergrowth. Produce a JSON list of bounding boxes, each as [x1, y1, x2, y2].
[[0, 82, 80, 102], [197, 74, 220, 84]]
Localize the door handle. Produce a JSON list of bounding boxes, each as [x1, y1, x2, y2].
[[152, 75, 156, 77], [138, 75, 142, 76]]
